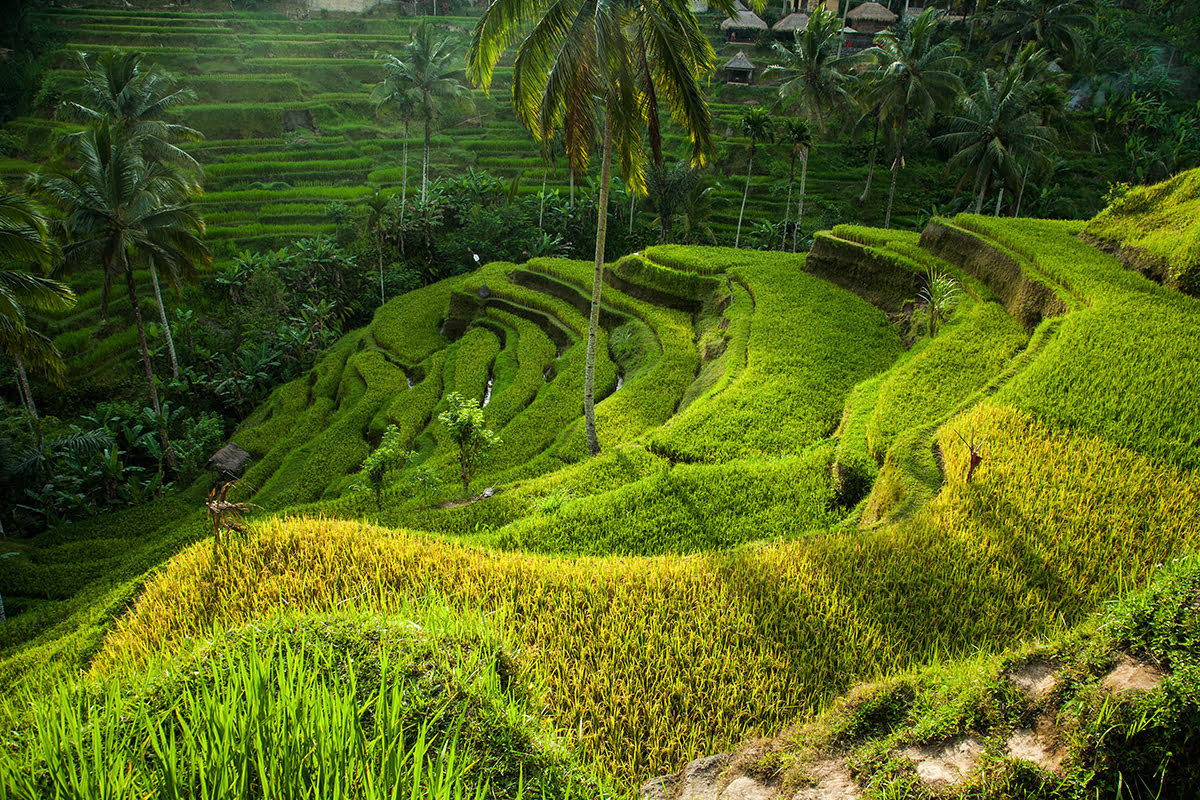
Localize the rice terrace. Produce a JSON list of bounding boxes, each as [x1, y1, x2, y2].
[[0, 0, 1198, 796]]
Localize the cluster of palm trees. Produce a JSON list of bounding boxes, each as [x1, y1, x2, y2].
[[7, 51, 210, 470]]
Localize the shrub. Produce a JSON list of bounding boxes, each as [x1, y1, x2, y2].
[[438, 393, 501, 495]]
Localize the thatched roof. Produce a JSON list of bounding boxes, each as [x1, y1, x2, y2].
[[721, 8, 769, 30], [773, 11, 810, 31], [207, 442, 251, 478], [724, 51, 756, 70], [847, 1, 898, 22]]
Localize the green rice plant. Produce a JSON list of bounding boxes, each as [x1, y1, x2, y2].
[[959, 218, 1200, 470], [1, 613, 588, 799], [649, 251, 905, 462], [450, 327, 501, 404], [477, 309, 556, 433], [1084, 168, 1200, 295]]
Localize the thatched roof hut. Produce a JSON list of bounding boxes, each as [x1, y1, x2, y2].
[[207, 442, 251, 480], [773, 11, 810, 33], [721, 3, 769, 39], [723, 50, 756, 83], [846, 1, 897, 32]]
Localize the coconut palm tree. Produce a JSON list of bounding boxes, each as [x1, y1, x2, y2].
[[384, 23, 476, 205], [39, 122, 210, 471], [58, 50, 202, 181], [779, 118, 813, 251], [0, 192, 75, 435], [767, 5, 854, 134], [934, 71, 1054, 214], [372, 57, 418, 234], [989, 0, 1096, 64], [59, 49, 204, 381], [861, 8, 966, 228], [470, 0, 721, 456], [735, 107, 773, 249]]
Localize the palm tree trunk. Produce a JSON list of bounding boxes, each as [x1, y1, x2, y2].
[[539, 167, 547, 228], [584, 114, 614, 457], [837, 0, 851, 57], [860, 117, 879, 203], [148, 260, 179, 381], [782, 148, 796, 250], [125, 255, 175, 472], [994, 185, 1004, 216], [884, 138, 902, 230], [401, 119, 409, 229], [422, 116, 431, 204], [1014, 167, 1028, 217], [974, 172, 989, 214], [14, 356, 38, 442], [795, 148, 809, 252], [378, 227, 385, 304], [735, 146, 754, 248], [569, 167, 575, 207]]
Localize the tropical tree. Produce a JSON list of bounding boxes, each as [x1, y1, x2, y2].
[[767, 5, 855, 133], [382, 22, 476, 205], [735, 107, 773, 249], [438, 392, 501, 494], [371, 56, 418, 232], [645, 161, 699, 243], [58, 50, 202, 178], [861, 9, 967, 228], [59, 50, 204, 381], [39, 122, 211, 471], [989, 0, 1097, 64], [365, 190, 389, 304], [779, 118, 813, 251], [680, 172, 718, 245], [0, 192, 75, 436], [934, 69, 1055, 214], [470, 0, 722, 456]]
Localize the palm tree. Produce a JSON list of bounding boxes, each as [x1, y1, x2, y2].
[[59, 49, 204, 380], [39, 122, 210, 472], [767, 5, 854, 134], [681, 172, 718, 245], [384, 23, 476, 205], [365, 190, 389, 304], [779, 118, 813, 251], [934, 72, 1054, 214], [645, 161, 699, 243], [861, 9, 966, 228], [989, 0, 1096, 64], [372, 56, 418, 234], [58, 50, 202, 181], [0, 193, 75, 436], [470, 0, 721, 456], [735, 107, 773, 249]]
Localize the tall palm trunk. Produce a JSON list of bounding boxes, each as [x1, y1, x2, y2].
[[1014, 166, 1028, 217], [14, 356, 38, 443], [794, 147, 810, 252], [421, 116, 431, 204], [378, 226, 385, 304], [584, 115, 614, 457], [400, 119, 409, 235], [148, 260, 179, 381], [782, 147, 796, 250], [124, 252, 175, 472], [735, 144, 755, 248], [994, 185, 1004, 216], [974, 171, 990, 214], [539, 167, 547, 228], [860, 117, 879, 203], [884, 117, 907, 229]]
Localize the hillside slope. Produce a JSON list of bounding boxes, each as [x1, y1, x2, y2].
[[4, 200, 1200, 795]]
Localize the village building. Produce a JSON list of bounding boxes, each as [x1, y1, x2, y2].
[[772, 11, 810, 38], [723, 50, 756, 83], [845, 0, 898, 34], [720, 1, 770, 41]]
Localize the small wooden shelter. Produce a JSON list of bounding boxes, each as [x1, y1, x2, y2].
[[723, 51, 756, 84], [846, 0, 898, 34], [721, 1, 769, 40], [207, 442, 251, 483]]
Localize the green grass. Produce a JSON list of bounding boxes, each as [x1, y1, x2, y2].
[[1085, 167, 1200, 295]]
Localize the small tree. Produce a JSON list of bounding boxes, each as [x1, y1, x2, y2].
[[920, 266, 962, 338], [438, 392, 500, 495], [360, 424, 411, 511]]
